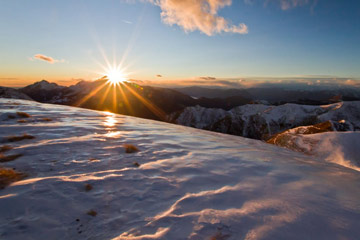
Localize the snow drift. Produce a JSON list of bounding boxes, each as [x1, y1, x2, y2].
[[1, 98, 360, 240]]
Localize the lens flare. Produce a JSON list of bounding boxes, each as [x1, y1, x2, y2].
[[106, 67, 128, 86]]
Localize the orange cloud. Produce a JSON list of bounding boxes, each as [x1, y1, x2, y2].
[[34, 54, 55, 63], [31, 54, 65, 64], [150, 0, 248, 36]]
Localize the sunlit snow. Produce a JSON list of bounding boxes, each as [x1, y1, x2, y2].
[[1, 99, 360, 240]]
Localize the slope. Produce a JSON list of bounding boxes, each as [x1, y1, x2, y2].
[[1, 98, 360, 240]]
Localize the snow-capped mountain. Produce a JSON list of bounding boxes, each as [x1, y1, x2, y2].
[[1, 98, 360, 239], [20, 80, 68, 102], [22, 80, 63, 91], [171, 101, 360, 139]]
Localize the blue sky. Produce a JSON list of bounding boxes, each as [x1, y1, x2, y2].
[[0, 0, 359, 87]]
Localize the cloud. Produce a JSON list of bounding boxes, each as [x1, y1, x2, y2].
[[263, 0, 315, 10], [34, 54, 55, 63], [278, 0, 310, 10], [248, 0, 316, 11], [0, 78, 18, 80], [131, 76, 360, 89], [30, 54, 66, 64], [122, 19, 133, 24], [149, 0, 248, 36], [199, 76, 216, 80], [344, 79, 360, 87]]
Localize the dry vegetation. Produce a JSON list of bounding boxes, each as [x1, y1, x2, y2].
[[16, 112, 31, 118], [87, 210, 97, 217], [0, 167, 26, 189], [85, 183, 93, 191], [41, 118, 52, 122], [210, 231, 231, 240], [6, 134, 35, 142], [0, 154, 23, 163], [0, 145, 13, 153], [124, 144, 139, 153]]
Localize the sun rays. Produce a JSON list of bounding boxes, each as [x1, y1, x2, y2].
[[105, 67, 128, 86], [74, 59, 166, 121]]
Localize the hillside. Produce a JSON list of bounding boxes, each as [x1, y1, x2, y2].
[[1, 98, 360, 239], [267, 121, 360, 171], [0, 87, 32, 101], [171, 102, 360, 139]]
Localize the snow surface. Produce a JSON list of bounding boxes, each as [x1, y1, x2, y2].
[[1, 98, 360, 240], [270, 130, 360, 171]]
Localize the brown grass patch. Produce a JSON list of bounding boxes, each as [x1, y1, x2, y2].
[[0, 145, 13, 153], [133, 162, 140, 167], [0, 167, 26, 189], [16, 112, 31, 118], [124, 144, 139, 153], [210, 232, 231, 240], [41, 118, 52, 122], [85, 183, 93, 191], [0, 154, 23, 163], [6, 134, 35, 142], [17, 119, 28, 123], [7, 114, 16, 119], [87, 210, 97, 217]]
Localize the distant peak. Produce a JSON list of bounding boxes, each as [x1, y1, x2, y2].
[[23, 79, 62, 91]]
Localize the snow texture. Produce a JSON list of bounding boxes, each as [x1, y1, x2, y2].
[[1, 98, 360, 240], [270, 129, 360, 171]]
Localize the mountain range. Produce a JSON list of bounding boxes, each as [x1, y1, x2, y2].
[[1, 80, 360, 155]]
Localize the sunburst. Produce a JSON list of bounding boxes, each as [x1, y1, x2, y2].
[[105, 67, 128, 86]]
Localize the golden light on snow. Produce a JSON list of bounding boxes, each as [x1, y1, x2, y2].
[[103, 112, 117, 127]]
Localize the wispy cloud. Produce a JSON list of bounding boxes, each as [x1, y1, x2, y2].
[[0, 78, 18, 80], [277, 0, 311, 10], [30, 54, 66, 64], [265, 0, 317, 11], [132, 76, 360, 89], [122, 19, 133, 24], [247, 0, 317, 11], [149, 0, 248, 36]]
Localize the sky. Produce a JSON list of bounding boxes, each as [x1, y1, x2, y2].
[[0, 0, 359, 87]]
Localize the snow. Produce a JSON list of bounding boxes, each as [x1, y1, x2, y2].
[[272, 131, 360, 171], [27, 80, 63, 91], [173, 105, 227, 129], [173, 101, 360, 139], [1, 98, 360, 240]]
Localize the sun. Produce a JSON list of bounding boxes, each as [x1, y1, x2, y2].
[[106, 67, 128, 86]]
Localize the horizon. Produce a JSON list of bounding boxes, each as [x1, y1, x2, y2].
[[1, 0, 360, 88], [2, 1, 360, 237], [3, 76, 360, 90]]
